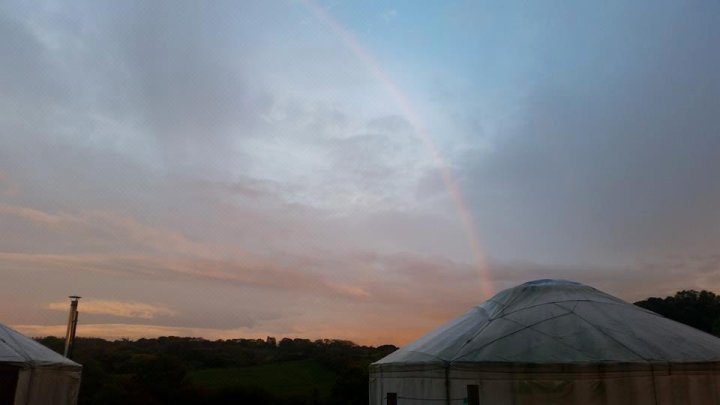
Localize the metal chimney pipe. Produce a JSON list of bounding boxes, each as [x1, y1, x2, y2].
[[63, 296, 81, 359]]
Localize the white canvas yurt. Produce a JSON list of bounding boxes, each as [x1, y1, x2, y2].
[[370, 279, 720, 405], [0, 323, 81, 405]]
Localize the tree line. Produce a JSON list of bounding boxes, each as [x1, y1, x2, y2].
[[37, 336, 396, 404], [634, 289, 720, 336]]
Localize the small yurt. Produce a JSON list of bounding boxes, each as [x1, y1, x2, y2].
[[370, 279, 720, 404], [0, 323, 81, 405]]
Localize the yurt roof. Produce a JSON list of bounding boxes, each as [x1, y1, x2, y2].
[[375, 279, 720, 366], [0, 323, 80, 368]]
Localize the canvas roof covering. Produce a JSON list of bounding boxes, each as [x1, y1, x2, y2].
[[370, 280, 720, 404], [0, 324, 79, 369], [0, 323, 81, 405], [375, 279, 720, 367]]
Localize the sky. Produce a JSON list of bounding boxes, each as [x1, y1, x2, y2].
[[1, 0, 719, 346]]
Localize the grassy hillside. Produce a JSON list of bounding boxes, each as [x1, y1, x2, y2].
[[189, 359, 336, 400]]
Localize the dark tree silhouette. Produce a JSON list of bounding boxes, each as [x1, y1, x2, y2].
[[635, 290, 720, 336], [34, 336, 397, 405]]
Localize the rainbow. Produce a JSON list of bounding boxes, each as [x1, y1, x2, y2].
[[301, 0, 494, 298]]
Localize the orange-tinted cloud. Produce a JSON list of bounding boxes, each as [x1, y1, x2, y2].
[[0, 172, 19, 196], [0, 204, 71, 227], [0, 252, 376, 302], [12, 322, 417, 346], [13, 323, 263, 341], [47, 299, 176, 319]]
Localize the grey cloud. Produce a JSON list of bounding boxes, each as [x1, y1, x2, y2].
[[64, 305, 283, 331], [366, 115, 412, 133], [459, 1, 720, 265], [0, 135, 160, 215], [108, 3, 276, 174], [117, 5, 262, 134], [414, 168, 446, 199], [1, 0, 278, 179], [304, 106, 350, 138], [324, 115, 417, 184], [0, 11, 55, 101], [326, 133, 399, 179]]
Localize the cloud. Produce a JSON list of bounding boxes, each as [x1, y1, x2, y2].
[[0, 172, 18, 196], [0, 204, 230, 257], [14, 323, 261, 341], [0, 0, 278, 180], [456, 1, 720, 265], [0, 252, 373, 302], [48, 299, 176, 319], [380, 9, 397, 23], [0, 7, 64, 106], [0, 204, 70, 226]]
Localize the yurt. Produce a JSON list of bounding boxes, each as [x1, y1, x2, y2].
[[370, 279, 720, 404], [0, 323, 81, 405]]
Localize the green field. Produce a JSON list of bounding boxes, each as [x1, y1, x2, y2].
[[188, 359, 337, 400]]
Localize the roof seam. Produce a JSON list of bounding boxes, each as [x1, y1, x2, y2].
[[572, 304, 650, 361], [401, 349, 449, 364], [499, 299, 628, 318], [450, 312, 574, 363], [0, 328, 31, 363], [503, 311, 602, 361]]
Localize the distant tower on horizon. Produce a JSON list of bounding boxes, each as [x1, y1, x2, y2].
[[266, 336, 277, 347]]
